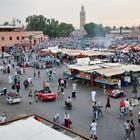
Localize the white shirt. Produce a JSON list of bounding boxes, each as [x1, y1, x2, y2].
[[28, 77, 32, 83], [91, 91, 96, 102], [64, 113, 70, 120], [0, 115, 6, 122], [124, 122, 129, 129], [129, 106, 133, 111], [61, 79, 64, 84], [125, 101, 130, 108], [91, 122, 97, 130], [72, 83, 77, 91]]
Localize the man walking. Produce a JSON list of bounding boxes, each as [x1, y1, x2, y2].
[[28, 89, 33, 104], [123, 120, 130, 139], [90, 119, 97, 139]]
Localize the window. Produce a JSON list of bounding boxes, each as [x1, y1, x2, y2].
[[17, 36, 19, 40], [1, 37, 5, 41], [9, 36, 12, 40], [22, 37, 25, 40]]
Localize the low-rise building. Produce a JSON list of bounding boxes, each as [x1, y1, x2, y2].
[[0, 26, 47, 52]]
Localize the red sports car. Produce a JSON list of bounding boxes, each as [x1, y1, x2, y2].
[[37, 89, 57, 101]]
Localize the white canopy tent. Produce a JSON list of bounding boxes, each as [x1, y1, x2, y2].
[[120, 65, 140, 72], [94, 67, 125, 77], [76, 57, 90, 65], [68, 64, 101, 72], [0, 117, 74, 140]]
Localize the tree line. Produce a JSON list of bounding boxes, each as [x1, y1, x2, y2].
[[26, 15, 75, 37], [2, 15, 133, 38]]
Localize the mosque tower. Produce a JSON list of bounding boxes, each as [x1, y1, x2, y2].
[[80, 5, 86, 32]]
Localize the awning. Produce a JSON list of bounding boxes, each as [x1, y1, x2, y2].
[[68, 65, 101, 71], [120, 65, 140, 72], [94, 67, 125, 77], [76, 57, 90, 65]]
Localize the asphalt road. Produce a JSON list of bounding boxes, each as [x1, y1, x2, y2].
[[0, 64, 140, 140]]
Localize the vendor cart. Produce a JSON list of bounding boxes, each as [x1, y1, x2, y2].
[[6, 92, 22, 104], [108, 90, 126, 98]]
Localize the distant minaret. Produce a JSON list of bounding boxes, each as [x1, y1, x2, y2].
[[80, 5, 86, 32]]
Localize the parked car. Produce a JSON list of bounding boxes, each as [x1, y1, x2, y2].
[[6, 92, 22, 104], [37, 89, 57, 101]]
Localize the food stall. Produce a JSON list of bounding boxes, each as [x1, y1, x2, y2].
[[93, 67, 125, 88]]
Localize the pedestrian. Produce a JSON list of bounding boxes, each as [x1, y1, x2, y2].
[[14, 76, 17, 85], [138, 111, 140, 123], [90, 119, 97, 139], [72, 81, 77, 92], [12, 60, 15, 68], [16, 81, 20, 93], [20, 67, 24, 75], [11, 83, 15, 92], [45, 81, 50, 91], [34, 90, 38, 103], [58, 78, 61, 91], [33, 70, 36, 78], [97, 101, 103, 117], [60, 86, 64, 98], [7, 65, 10, 74], [129, 119, 135, 139], [105, 97, 111, 111], [8, 75, 13, 84], [53, 114, 61, 129], [60, 79, 64, 87], [0, 112, 7, 123], [28, 89, 33, 104], [28, 76, 32, 86], [118, 79, 121, 89], [120, 106, 125, 119], [64, 79, 67, 88], [124, 99, 130, 114], [23, 80, 29, 89], [91, 91, 96, 103], [64, 112, 71, 128], [72, 90, 76, 98], [123, 120, 130, 138], [42, 81, 46, 89], [93, 102, 98, 120], [129, 102, 133, 116], [119, 99, 125, 111], [38, 69, 40, 78]]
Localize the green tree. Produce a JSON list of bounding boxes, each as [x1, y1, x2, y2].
[[26, 15, 75, 37], [26, 15, 47, 32], [59, 23, 75, 37]]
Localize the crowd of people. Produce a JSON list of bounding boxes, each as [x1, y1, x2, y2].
[[33, 37, 95, 51], [0, 37, 140, 140], [110, 51, 140, 64]]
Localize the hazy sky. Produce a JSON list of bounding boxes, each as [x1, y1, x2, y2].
[[0, 0, 140, 28]]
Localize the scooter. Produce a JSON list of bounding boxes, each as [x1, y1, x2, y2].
[[65, 101, 72, 110]]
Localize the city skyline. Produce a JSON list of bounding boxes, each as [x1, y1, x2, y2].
[[0, 0, 140, 28]]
